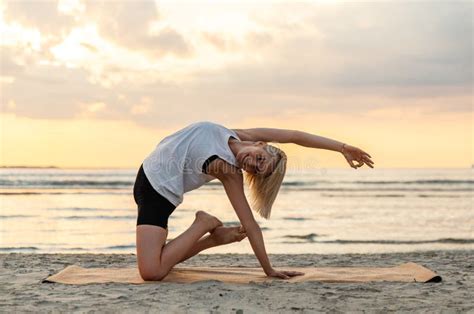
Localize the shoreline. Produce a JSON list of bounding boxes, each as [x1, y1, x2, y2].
[[1, 249, 472, 312]]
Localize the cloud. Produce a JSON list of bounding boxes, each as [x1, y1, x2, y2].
[[201, 31, 273, 52], [79, 42, 98, 53], [2, 0, 192, 58], [201, 32, 240, 52], [3, 0, 75, 34], [3, 0, 78, 49], [1, 66, 102, 118], [244, 1, 473, 90], [0, 1, 471, 127], [84, 0, 192, 58], [0, 47, 25, 76], [313, 2, 473, 89], [0, 45, 205, 125]]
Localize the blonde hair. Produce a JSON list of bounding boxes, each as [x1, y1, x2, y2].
[[243, 144, 287, 219]]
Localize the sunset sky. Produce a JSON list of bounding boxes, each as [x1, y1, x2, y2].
[[0, 0, 472, 169]]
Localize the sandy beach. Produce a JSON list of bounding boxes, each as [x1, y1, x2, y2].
[[0, 249, 472, 313]]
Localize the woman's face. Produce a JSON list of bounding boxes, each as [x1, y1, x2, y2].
[[236, 141, 276, 176]]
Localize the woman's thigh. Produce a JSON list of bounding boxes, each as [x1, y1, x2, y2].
[[136, 224, 168, 280], [133, 164, 177, 279], [133, 163, 177, 230]]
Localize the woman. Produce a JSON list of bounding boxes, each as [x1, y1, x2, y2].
[[133, 121, 374, 281]]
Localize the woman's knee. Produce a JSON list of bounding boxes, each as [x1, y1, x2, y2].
[[137, 256, 171, 281], [136, 224, 168, 281], [139, 267, 169, 281]]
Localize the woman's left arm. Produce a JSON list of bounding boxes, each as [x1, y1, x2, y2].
[[293, 130, 375, 169], [293, 130, 345, 152], [232, 128, 375, 169]]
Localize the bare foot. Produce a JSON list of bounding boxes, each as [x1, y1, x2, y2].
[[194, 210, 223, 232], [210, 225, 247, 245]]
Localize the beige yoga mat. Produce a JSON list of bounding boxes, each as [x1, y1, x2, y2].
[[42, 262, 441, 285]]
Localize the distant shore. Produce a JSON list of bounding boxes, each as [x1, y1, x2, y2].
[[1, 250, 472, 312], [0, 166, 59, 169], [0, 166, 132, 170]]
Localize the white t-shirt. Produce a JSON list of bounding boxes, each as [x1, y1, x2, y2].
[[142, 121, 241, 207]]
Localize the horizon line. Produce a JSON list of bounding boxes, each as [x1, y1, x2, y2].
[[0, 165, 472, 170]]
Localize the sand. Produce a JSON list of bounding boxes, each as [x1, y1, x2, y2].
[[1, 250, 472, 313]]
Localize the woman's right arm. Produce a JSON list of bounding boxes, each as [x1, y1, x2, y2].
[[219, 175, 304, 279], [220, 173, 274, 275], [207, 158, 305, 279], [206, 158, 273, 275]]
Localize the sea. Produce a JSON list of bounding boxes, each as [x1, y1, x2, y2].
[[0, 167, 472, 254]]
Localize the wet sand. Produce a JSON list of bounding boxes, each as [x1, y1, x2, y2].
[[1, 250, 472, 313]]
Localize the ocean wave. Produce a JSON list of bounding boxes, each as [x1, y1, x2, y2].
[[0, 191, 50, 195], [0, 246, 38, 251], [286, 188, 473, 192], [325, 238, 474, 244], [280, 179, 473, 186], [0, 191, 127, 195], [0, 215, 37, 218], [282, 217, 309, 221], [353, 180, 473, 185], [47, 207, 124, 212], [284, 233, 319, 240], [2, 178, 470, 189], [0, 246, 88, 252], [281, 236, 474, 245], [58, 247, 88, 251], [0, 179, 132, 187], [321, 193, 463, 198], [56, 215, 136, 220], [103, 244, 135, 250], [2, 187, 471, 197]]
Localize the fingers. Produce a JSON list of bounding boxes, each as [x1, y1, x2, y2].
[[274, 273, 289, 279], [271, 270, 305, 280], [362, 156, 374, 168], [361, 154, 374, 167], [282, 271, 305, 277], [345, 156, 357, 169], [287, 271, 304, 276], [346, 153, 375, 169], [347, 156, 362, 169]]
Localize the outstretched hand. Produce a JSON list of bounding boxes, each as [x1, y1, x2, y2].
[[341, 144, 375, 169], [266, 268, 305, 280]]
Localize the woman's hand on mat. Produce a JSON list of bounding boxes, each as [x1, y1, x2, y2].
[[265, 268, 305, 280], [341, 144, 374, 169]]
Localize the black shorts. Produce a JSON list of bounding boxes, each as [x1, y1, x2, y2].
[[133, 163, 177, 230]]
